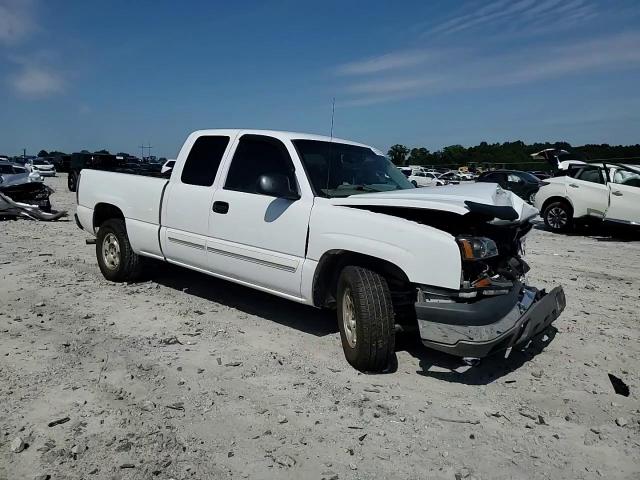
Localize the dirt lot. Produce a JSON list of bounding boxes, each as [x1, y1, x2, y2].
[[1, 174, 639, 480]]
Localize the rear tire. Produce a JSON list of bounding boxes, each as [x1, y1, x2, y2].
[[68, 171, 78, 192], [543, 201, 573, 232], [337, 266, 395, 372], [96, 219, 143, 282]]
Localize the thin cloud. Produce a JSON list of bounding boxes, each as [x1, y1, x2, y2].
[[335, 50, 435, 76], [0, 0, 37, 44], [9, 55, 65, 97], [337, 31, 640, 107], [428, 0, 592, 37]]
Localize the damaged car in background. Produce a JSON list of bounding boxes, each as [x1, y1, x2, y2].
[[0, 174, 66, 221], [75, 129, 566, 372]]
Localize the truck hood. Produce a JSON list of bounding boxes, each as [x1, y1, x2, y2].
[[328, 183, 538, 223]]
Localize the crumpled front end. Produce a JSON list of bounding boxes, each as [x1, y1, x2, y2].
[[416, 282, 565, 358], [410, 204, 565, 359]]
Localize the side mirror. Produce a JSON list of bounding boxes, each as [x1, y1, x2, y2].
[[257, 173, 300, 200]]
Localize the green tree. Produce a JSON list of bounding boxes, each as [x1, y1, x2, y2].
[[37, 150, 49, 157], [387, 144, 410, 165], [407, 147, 431, 166], [95, 149, 110, 154]]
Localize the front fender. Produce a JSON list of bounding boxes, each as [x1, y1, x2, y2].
[[308, 202, 462, 290]]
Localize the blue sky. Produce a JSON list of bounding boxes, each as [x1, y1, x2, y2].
[[1, 0, 639, 158]]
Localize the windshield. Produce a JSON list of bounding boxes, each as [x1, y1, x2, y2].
[[293, 140, 414, 197], [34, 160, 50, 165]]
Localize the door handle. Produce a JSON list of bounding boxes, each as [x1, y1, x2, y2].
[[612, 191, 623, 196], [569, 183, 579, 188], [212, 201, 229, 214]]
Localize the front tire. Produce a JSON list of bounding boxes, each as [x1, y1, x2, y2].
[[337, 266, 395, 372], [543, 201, 573, 232], [96, 219, 143, 282]]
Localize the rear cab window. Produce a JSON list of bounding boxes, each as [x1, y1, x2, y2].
[[181, 136, 230, 186]]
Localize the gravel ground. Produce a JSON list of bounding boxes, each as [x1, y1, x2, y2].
[[1, 174, 639, 480]]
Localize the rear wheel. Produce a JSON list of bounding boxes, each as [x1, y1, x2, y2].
[[96, 219, 143, 282], [68, 171, 78, 192], [543, 201, 573, 232], [411, 180, 418, 187], [337, 266, 395, 372]]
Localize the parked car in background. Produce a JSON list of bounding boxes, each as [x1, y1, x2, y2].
[[28, 158, 57, 177], [439, 171, 462, 184], [75, 128, 565, 372], [534, 163, 640, 232], [476, 170, 541, 203], [399, 167, 444, 187], [161, 159, 176, 175]]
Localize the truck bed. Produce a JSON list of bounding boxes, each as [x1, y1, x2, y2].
[[76, 169, 168, 258]]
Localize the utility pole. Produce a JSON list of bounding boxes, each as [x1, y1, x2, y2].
[[139, 144, 145, 160], [139, 143, 152, 161]]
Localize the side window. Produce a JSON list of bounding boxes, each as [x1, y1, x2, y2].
[[576, 167, 604, 184], [507, 173, 521, 183], [225, 135, 296, 195], [485, 173, 504, 183], [181, 136, 230, 186], [613, 168, 640, 188]]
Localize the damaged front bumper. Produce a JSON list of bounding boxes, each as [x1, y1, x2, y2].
[[415, 283, 565, 358]]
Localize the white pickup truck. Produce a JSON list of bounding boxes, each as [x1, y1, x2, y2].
[[75, 129, 565, 371], [534, 162, 640, 231]]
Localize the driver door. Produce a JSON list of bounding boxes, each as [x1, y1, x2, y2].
[[605, 166, 640, 224], [206, 134, 313, 298]]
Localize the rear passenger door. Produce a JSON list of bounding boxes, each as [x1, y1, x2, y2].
[[206, 134, 313, 298], [567, 166, 609, 218], [162, 135, 232, 270]]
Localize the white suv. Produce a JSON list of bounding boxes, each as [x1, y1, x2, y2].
[[534, 163, 640, 231]]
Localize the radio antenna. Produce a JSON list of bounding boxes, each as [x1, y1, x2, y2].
[[330, 97, 335, 140]]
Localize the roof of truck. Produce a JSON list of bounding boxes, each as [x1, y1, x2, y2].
[[190, 129, 378, 151]]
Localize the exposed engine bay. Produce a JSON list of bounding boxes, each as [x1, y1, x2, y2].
[[348, 204, 533, 302]]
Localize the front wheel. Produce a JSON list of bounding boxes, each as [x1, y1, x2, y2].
[[96, 219, 143, 282], [543, 201, 573, 232], [337, 266, 395, 372]]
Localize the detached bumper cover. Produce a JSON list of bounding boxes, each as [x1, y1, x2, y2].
[[416, 284, 565, 358]]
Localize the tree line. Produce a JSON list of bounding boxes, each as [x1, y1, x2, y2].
[[387, 141, 640, 168]]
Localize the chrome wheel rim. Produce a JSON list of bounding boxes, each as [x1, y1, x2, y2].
[[547, 207, 567, 230], [342, 288, 357, 348], [102, 233, 121, 270]]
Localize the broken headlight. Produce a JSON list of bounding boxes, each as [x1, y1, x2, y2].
[[456, 236, 498, 261]]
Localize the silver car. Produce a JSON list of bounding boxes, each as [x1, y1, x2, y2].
[[0, 161, 43, 185]]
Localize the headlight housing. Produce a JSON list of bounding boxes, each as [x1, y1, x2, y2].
[[457, 236, 498, 261]]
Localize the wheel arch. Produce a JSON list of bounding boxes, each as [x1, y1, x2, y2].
[[312, 249, 412, 309], [93, 202, 125, 232], [541, 195, 574, 216]]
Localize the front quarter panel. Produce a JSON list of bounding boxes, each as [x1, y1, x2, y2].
[[308, 200, 462, 290]]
